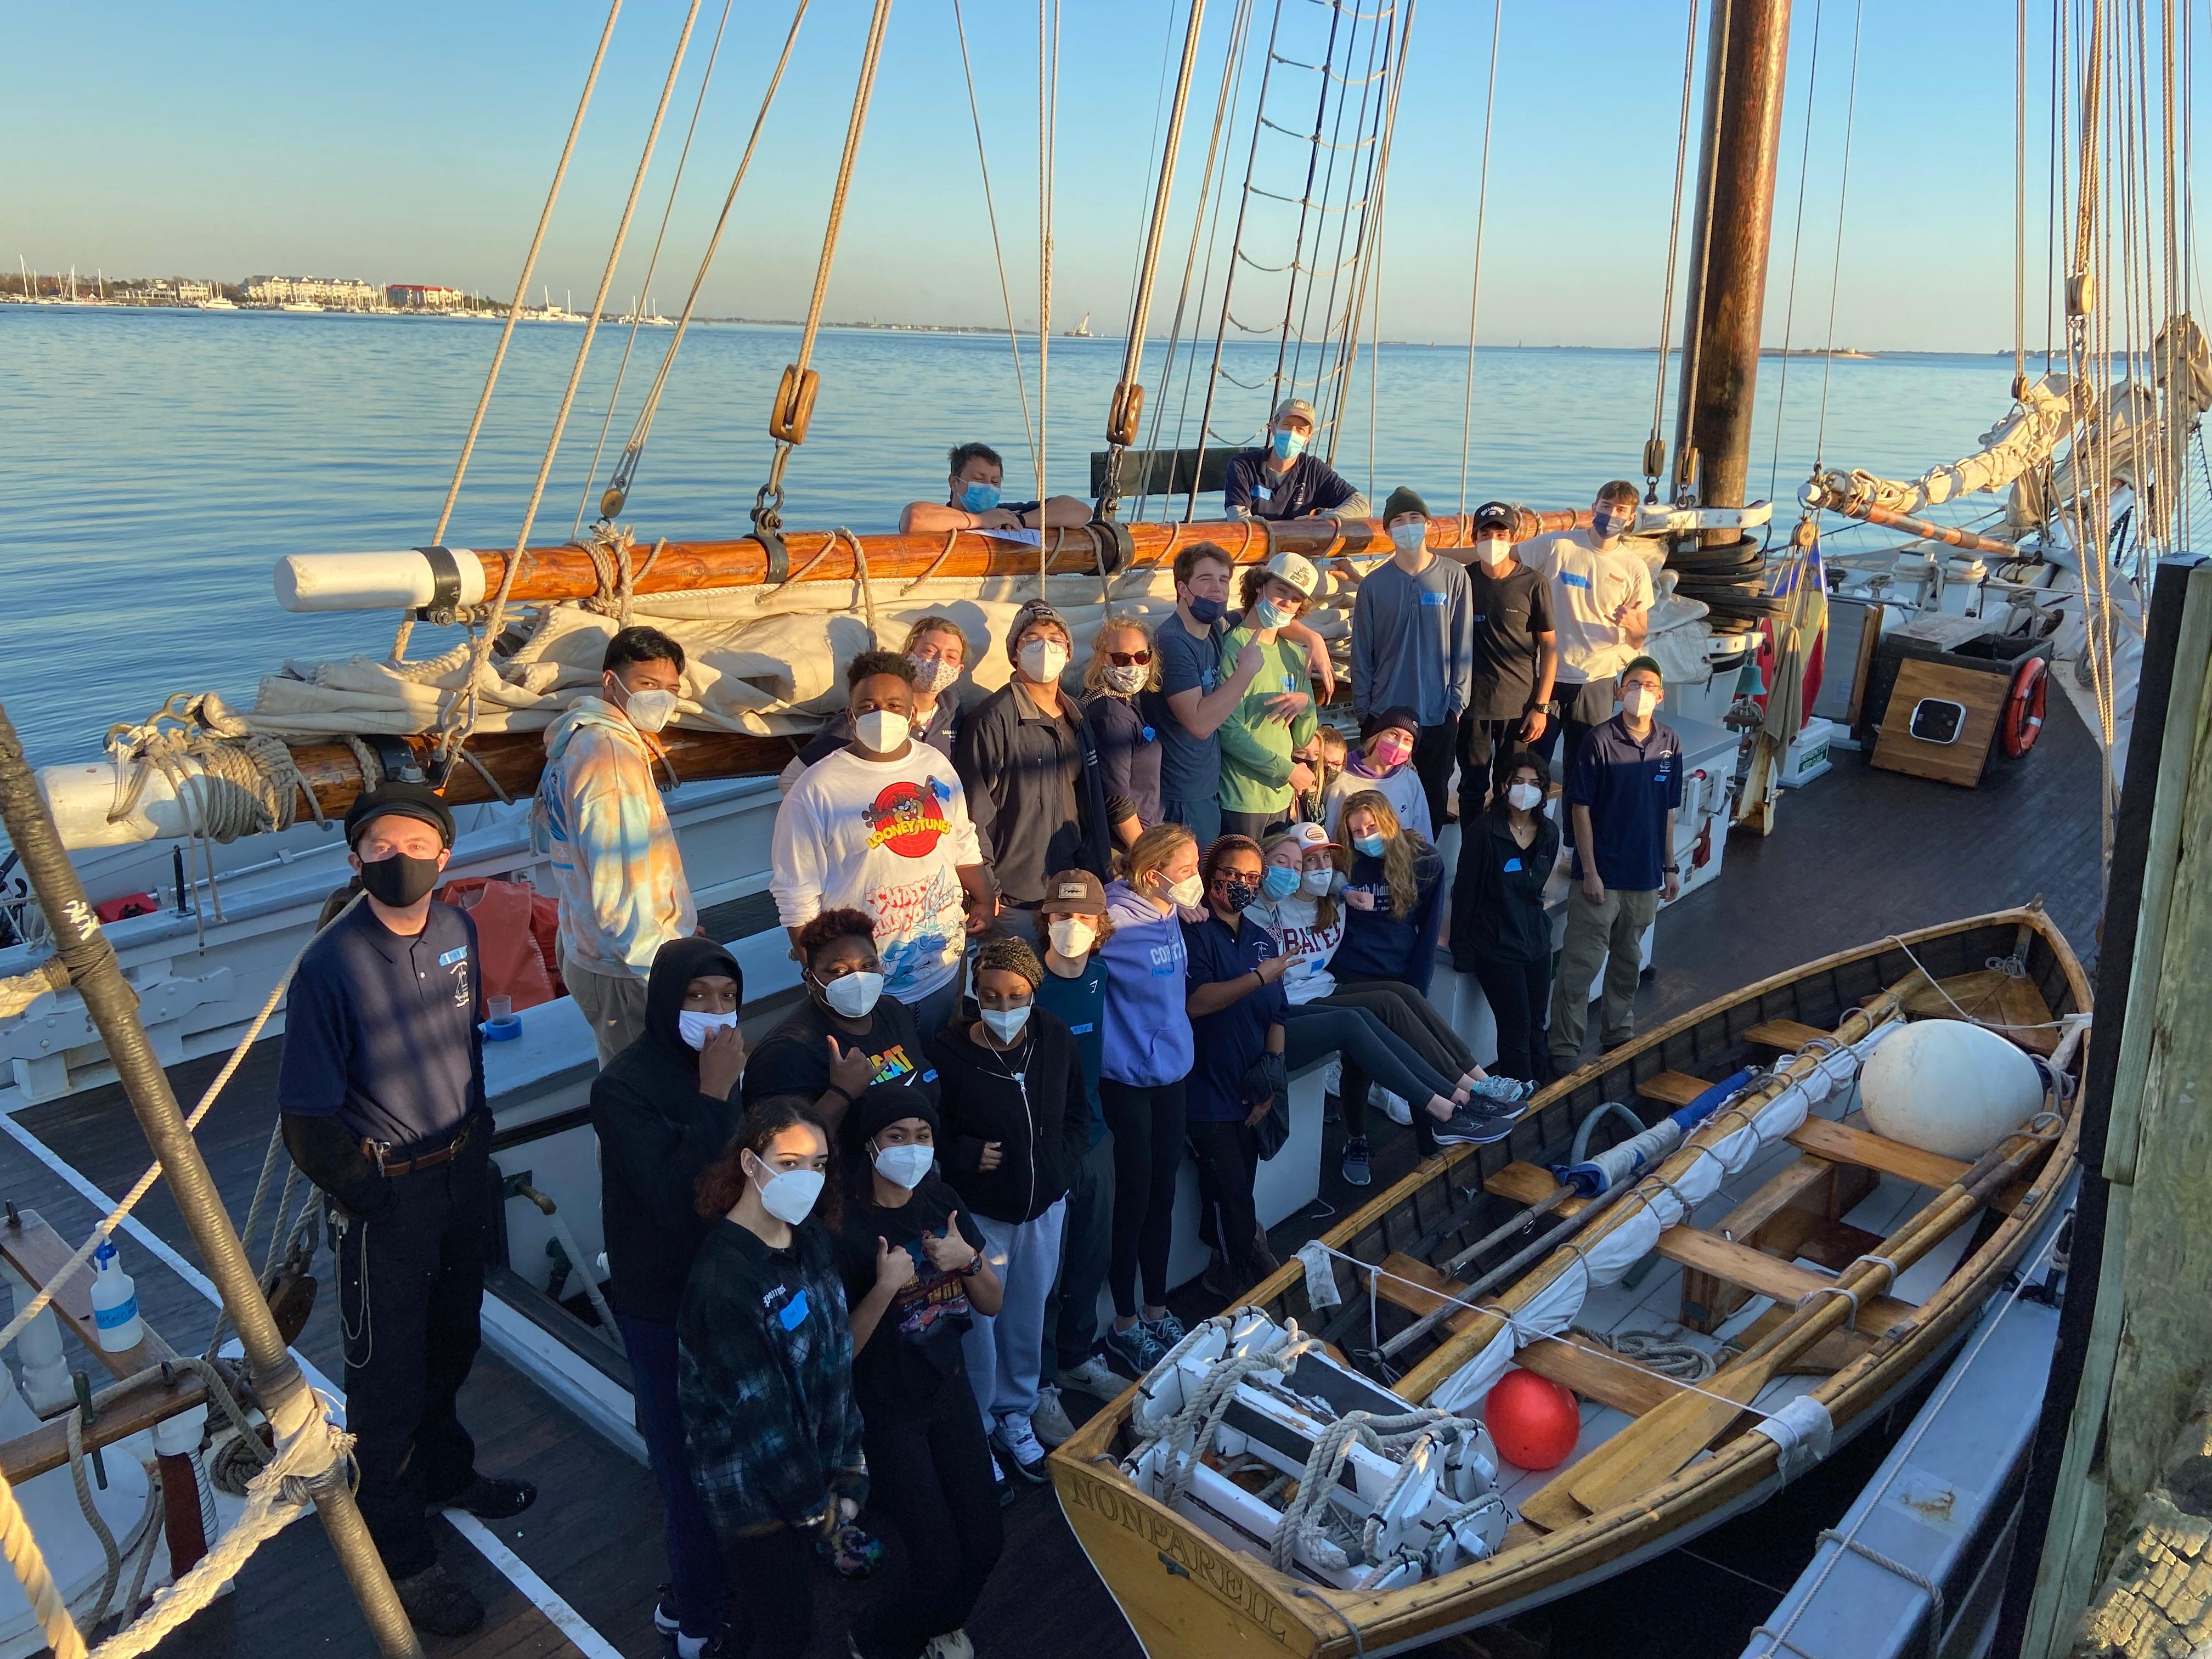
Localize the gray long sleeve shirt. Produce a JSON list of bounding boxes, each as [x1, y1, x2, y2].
[[1350, 555, 1476, 725]]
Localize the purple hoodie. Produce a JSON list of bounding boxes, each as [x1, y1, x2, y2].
[[1099, 881, 1194, 1088]]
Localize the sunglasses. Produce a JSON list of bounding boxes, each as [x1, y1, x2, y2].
[[1105, 649, 1153, 667]]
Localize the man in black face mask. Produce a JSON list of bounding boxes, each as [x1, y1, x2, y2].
[[277, 783, 535, 1639]]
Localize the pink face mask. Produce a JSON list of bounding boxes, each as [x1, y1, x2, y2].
[[1371, 737, 1413, 770]]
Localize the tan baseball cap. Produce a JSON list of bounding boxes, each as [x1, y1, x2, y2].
[[1272, 397, 1318, 427]]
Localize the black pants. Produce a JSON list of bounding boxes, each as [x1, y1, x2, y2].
[[1101, 1079, 1185, 1317], [1221, 808, 1286, 842], [1458, 712, 1561, 818], [1412, 721, 1458, 832], [619, 1314, 726, 1640], [335, 1119, 490, 1579], [854, 1369, 1004, 1659], [1042, 1131, 1115, 1375], [1470, 954, 1552, 1084], [1187, 1119, 1261, 1276], [721, 1525, 815, 1659]]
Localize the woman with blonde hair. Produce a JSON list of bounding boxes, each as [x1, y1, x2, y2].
[[1096, 821, 1200, 1376], [1333, 791, 1528, 1154], [1081, 611, 1167, 845]]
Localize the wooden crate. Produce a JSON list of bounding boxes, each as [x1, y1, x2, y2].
[[1869, 656, 2010, 786]]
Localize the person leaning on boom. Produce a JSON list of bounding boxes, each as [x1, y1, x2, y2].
[[278, 783, 535, 1640], [1222, 397, 1370, 521], [539, 623, 701, 1065], [899, 440, 1091, 534], [1548, 657, 1684, 1076]]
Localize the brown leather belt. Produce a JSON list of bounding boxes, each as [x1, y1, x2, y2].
[[365, 1116, 474, 1177]]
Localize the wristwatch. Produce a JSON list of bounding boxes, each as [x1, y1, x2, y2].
[[960, 1251, 986, 1277], [1527, 699, 1559, 718], [1662, 863, 1680, 874]]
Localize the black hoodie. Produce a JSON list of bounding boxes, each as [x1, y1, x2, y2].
[[927, 1006, 1092, 1225], [591, 937, 745, 1326]]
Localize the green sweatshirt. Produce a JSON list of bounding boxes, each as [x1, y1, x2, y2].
[[1216, 623, 1319, 817]]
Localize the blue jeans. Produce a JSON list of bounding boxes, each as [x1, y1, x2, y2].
[[619, 1313, 726, 1640], [1162, 796, 1222, 847]]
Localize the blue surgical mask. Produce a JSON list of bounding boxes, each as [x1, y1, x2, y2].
[[1186, 593, 1226, 625], [1253, 597, 1293, 630], [1353, 833, 1386, 858], [960, 481, 1001, 515], [1261, 866, 1300, 901], [1271, 427, 1306, 462], [1592, 507, 1634, 540]]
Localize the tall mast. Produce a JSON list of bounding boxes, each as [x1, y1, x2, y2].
[[1670, 0, 1792, 527]]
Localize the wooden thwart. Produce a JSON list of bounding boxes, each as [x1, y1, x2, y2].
[[1635, 1071, 1712, 1108], [1742, 1018, 1831, 1049]]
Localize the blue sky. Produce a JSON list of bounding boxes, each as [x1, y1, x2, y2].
[[7, 0, 2183, 349]]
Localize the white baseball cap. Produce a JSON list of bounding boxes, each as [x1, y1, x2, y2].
[[1262, 550, 1320, 597]]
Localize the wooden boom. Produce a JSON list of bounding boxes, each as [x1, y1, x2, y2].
[[273, 509, 1595, 614]]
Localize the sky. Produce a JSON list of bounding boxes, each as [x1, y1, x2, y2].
[[5, 0, 2194, 351]]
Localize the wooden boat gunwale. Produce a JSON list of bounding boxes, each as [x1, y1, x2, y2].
[[1048, 905, 2087, 1658]]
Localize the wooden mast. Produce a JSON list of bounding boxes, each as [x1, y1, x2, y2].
[[1671, 0, 1792, 530]]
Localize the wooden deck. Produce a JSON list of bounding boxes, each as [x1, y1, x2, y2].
[[0, 699, 2104, 1659]]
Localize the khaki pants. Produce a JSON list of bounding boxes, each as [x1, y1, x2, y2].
[[558, 945, 651, 1066], [1548, 884, 1660, 1065]]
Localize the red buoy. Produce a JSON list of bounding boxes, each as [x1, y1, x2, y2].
[[1485, 1369, 1582, 1470]]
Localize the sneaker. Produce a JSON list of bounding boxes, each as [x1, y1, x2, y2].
[[993, 1412, 1049, 1482], [1431, 1104, 1521, 1147], [1341, 1135, 1372, 1187], [924, 1632, 975, 1659], [654, 1591, 679, 1639], [1103, 1321, 1166, 1378], [671, 1635, 729, 1659], [393, 1561, 484, 1639], [1032, 1384, 1075, 1448], [437, 1474, 538, 1520], [1466, 1074, 1537, 1105], [1059, 1354, 1122, 1401], [1375, 1087, 1414, 1127], [1143, 1310, 1187, 1347]]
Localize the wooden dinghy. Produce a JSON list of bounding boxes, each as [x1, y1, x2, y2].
[[1049, 907, 2087, 1658]]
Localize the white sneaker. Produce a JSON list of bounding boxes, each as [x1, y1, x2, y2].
[[1031, 1385, 1075, 1447], [1059, 1355, 1122, 1400], [924, 1632, 975, 1659], [1375, 1087, 1413, 1126], [992, 1412, 1049, 1481], [1322, 1057, 1344, 1096]]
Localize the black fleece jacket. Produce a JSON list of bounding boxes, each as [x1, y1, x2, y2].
[[927, 1008, 1092, 1225], [591, 938, 746, 1326]]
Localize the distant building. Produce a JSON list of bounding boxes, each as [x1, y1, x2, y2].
[[386, 284, 466, 312], [244, 274, 381, 310]]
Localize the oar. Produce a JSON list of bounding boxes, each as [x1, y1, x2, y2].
[[1517, 1113, 2062, 1530]]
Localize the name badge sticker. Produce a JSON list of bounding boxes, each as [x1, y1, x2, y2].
[[1503, 856, 1523, 873], [778, 1288, 811, 1331], [438, 947, 469, 967], [1419, 591, 1447, 607], [1561, 572, 1593, 591]]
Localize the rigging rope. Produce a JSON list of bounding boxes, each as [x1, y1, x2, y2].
[[1650, 0, 1702, 501], [1810, 0, 1867, 471], [589, 0, 812, 527], [2015, 0, 2028, 390], [1454, 0, 1503, 517], [389, 0, 625, 667], [571, 0, 744, 535], [437, 0, 710, 782], [752, 0, 896, 533], [1333, 0, 1414, 467], [1098, 0, 1211, 517], [951, 0, 1040, 486]]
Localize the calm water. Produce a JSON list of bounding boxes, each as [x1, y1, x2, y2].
[[0, 305, 2028, 766]]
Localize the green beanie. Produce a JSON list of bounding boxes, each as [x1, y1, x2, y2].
[[1382, 485, 1429, 524]]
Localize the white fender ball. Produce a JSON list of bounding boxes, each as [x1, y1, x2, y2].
[[1858, 1018, 2044, 1161]]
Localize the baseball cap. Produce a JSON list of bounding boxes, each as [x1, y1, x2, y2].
[[1038, 870, 1109, 915], [344, 781, 456, 850], [1262, 550, 1321, 598], [1272, 397, 1318, 428], [1277, 821, 1341, 853], [1470, 500, 1519, 536]]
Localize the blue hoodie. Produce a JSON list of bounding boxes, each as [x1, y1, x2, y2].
[[1099, 881, 1194, 1088]]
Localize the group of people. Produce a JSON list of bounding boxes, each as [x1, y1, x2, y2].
[[271, 422, 1691, 1657]]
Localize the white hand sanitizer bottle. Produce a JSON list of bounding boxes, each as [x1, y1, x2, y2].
[[89, 1240, 142, 1352]]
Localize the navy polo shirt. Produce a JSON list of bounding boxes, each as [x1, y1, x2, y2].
[[1222, 450, 1360, 521], [278, 900, 486, 1146], [1566, 714, 1685, 891], [1181, 911, 1288, 1124]]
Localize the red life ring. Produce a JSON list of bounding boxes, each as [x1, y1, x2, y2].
[[2002, 656, 2047, 759]]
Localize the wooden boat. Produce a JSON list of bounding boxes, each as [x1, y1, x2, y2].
[[1050, 906, 2087, 1658]]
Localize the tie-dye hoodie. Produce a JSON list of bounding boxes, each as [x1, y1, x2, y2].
[[538, 699, 698, 978]]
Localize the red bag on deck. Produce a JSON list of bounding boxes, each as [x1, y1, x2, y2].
[[434, 877, 564, 1010]]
